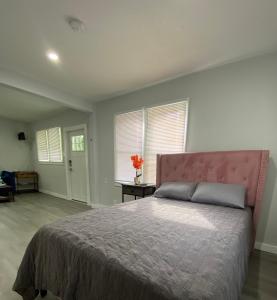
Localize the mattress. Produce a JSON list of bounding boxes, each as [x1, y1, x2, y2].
[[13, 197, 252, 300]]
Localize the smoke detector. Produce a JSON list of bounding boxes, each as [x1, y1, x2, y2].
[[65, 16, 86, 32]]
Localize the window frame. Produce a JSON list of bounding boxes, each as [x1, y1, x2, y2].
[[71, 134, 85, 152], [113, 98, 189, 184], [36, 127, 64, 164]]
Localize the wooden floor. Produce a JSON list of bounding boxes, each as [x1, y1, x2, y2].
[[0, 193, 90, 300], [0, 193, 276, 300], [242, 250, 277, 300]]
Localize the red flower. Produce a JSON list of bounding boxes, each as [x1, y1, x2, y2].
[[131, 154, 144, 170]]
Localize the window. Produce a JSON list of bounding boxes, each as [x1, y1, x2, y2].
[[115, 110, 143, 182], [72, 135, 85, 152], [36, 127, 63, 163], [144, 101, 188, 183], [114, 100, 189, 183]]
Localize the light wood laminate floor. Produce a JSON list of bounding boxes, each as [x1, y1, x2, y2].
[[0, 193, 276, 300], [0, 193, 90, 300]]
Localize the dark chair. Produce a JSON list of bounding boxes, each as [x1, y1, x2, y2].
[[1, 171, 16, 192]]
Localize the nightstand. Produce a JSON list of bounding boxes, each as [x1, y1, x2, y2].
[[120, 182, 156, 202], [15, 172, 39, 193]]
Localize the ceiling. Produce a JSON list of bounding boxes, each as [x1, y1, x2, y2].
[[0, 84, 67, 123], [0, 0, 277, 103]]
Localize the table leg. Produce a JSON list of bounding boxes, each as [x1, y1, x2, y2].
[[9, 191, 14, 202]]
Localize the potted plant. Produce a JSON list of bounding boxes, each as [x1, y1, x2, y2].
[[130, 155, 144, 185]]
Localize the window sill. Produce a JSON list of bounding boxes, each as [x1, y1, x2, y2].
[[37, 161, 64, 166]]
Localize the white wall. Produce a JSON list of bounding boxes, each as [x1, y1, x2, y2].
[[30, 109, 91, 199], [94, 51, 277, 248], [0, 116, 32, 171]]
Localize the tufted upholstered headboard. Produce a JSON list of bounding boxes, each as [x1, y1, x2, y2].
[[156, 150, 269, 237]]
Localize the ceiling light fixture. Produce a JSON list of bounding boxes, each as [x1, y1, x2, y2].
[[46, 51, 60, 63], [65, 16, 85, 32]]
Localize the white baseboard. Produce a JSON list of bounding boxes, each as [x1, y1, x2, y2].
[[91, 203, 108, 208], [255, 241, 277, 255], [39, 189, 67, 200]]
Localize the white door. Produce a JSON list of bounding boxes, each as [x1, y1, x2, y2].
[[67, 129, 88, 203]]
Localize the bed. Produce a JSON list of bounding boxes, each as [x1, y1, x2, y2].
[[13, 150, 269, 300]]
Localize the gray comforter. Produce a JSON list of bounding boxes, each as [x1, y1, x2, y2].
[[13, 197, 252, 300]]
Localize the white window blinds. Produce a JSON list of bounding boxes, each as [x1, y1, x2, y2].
[[114, 100, 188, 183], [36, 127, 63, 163], [114, 110, 143, 181], [37, 130, 49, 162], [144, 101, 188, 183], [48, 127, 63, 162]]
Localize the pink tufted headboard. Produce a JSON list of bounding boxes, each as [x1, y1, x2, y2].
[[156, 150, 269, 238]]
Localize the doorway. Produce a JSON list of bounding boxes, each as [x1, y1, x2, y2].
[[64, 125, 90, 204]]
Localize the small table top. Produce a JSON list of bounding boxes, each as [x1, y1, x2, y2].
[[15, 171, 38, 178], [116, 181, 155, 188], [118, 181, 156, 202]]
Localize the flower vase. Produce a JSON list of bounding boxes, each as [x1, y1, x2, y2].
[[134, 176, 140, 185], [134, 170, 141, 185]]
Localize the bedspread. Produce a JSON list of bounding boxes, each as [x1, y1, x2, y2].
[[13, 197, 252, 300]]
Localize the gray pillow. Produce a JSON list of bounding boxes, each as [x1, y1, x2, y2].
[[154, 182, 197, 201], [191, 182, 246, 209]]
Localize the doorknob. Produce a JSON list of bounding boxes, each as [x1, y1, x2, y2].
[[69, 159, 72, 167]]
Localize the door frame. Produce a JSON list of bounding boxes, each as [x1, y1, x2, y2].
[[63, 124, 91, 205]]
